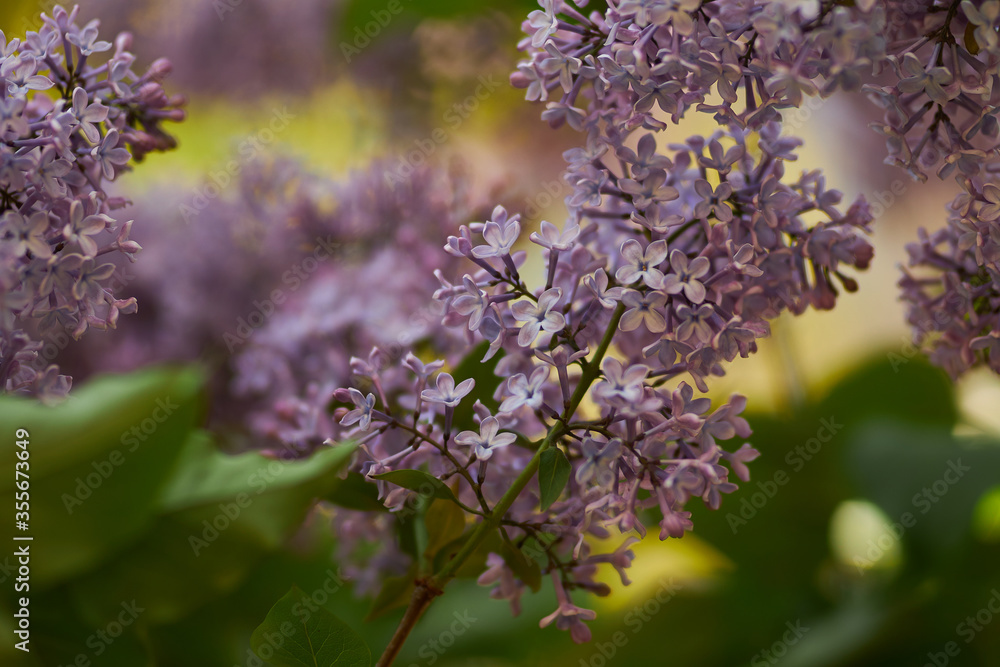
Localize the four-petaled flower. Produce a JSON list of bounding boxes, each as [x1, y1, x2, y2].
[[511, 287, 565, 346], [530, 220, 580, 250], [452, 275, 490, 331], [1, 211, 50, 258], [91, 129, 130, 180], [661, 249, 711, 303], [63, 200, 111, 256], [616, 238, 667, 288], [341, 388, 377, 431], [593, 357, 649, 405], [500, 366, 549, 412], [421, 372, 476, 407], [455, 416, 517, 461], [620, 289, 667, 332], [585, 268, 625, 309]]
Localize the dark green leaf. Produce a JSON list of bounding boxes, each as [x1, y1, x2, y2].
[[324, 472, 386, 512], [372, 469, 459, 504], [500, 539, 542, 592], [251, 586, 370, 667], [538, 447, 571, 511]]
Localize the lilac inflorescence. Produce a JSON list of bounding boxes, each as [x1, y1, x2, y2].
[[0, 4, 183, 401], [320, 0, 883, 642]]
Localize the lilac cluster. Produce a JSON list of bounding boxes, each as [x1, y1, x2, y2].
[[0, 5, 183, 401], [901, 177, 1000, 377], [512, 0, 1000, 181], [509, 0, 1000, 382], [322, 0, 881, 644]]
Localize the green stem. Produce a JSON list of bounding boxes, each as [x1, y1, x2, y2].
[[376, 303, 625, 666]]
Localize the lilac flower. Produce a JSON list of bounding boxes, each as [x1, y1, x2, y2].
[[455, 416, 517, 461], [62, 201, 110, 257], [693, 179, 734, 222], [511, 287, 565, 346], [585, 268, 624, 309], [661, 249, 711, 303], [616, 239, 667, 288], [341, 389, 377, 431], [530, 220, 580, 250], [90, 129, 131, 179], [619, 289, 667, 333], [452, 275, 490, 331], [0, 5, 182, 400], [69, 87, 109, 144], [472, 217, 521, 259], [1, 212, 50, 258], [593, 358, 649, 405], [499, 366, 548, 412], [421, 372, 475, 407]]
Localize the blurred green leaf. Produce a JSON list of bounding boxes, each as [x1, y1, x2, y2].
[[324, 472, 386, 512], [252, 586, 371, 667], [66, 434, 357, 625], [0, 367, 204, 588], [538, 447, 570, 511], [372, 469, 459, 505]]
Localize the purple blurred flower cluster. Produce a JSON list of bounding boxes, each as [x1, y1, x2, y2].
[[901, 179, 1000, 376], [320, 0, 881, 643], [0, 4, 182, 401]]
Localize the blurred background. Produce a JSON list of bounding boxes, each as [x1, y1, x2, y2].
[[1, 0, 1000, 665]]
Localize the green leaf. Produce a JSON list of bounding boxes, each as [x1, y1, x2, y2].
[[0, 367, 204, 588], [423, 497, 467, 563], [65, 435, 358, 625], [500, 539, 542, 593], [324, 471, 387, 512], [432, 528, 502, 579], [372, 469, 459, 505], [538, 447, 571, 511], [251, 586, 371, 667]]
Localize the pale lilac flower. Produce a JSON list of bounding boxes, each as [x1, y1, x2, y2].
[[452, 275, 490, 331], [499, 366, 548, 412], [619, 289, 667, 333], [62, 200, 110, 257], [341, 389, 377, 431], [90, 129, 130, 180], [421, 372, 475, 407], [593, 358, 649, 405], [585, 268, 624, 308], [455, 416, 517, 461], [472, 217, 521, 259], [1, 211, 50, 258], [661, 249, 711, 303], [511, 287, 565, 346], [530, 220, 580, 250], [616, 239, 667, 288]]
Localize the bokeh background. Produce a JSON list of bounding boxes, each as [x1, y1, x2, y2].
[[2, 1, 1000, 665]]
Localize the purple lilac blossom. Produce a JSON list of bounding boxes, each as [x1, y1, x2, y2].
[[0, 4, 182, 402]]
